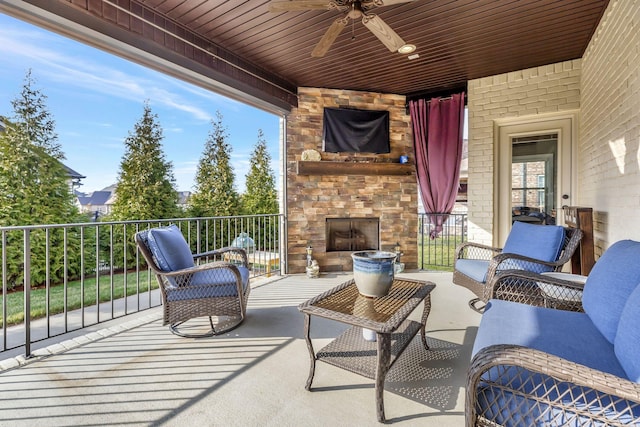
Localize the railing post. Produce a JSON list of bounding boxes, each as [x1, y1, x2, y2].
[[23, 229, 31, 358]]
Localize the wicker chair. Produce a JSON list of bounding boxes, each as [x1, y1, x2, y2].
[[135, 225, 251, 338], [466, 240, 640, 426], [453, 221, 583, 312]]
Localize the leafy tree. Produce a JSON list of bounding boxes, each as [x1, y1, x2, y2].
[[0, 70, 86, 289], [111, 102, 179, 221], [241, 129, 278, 215], [189, 111, 240, 218]]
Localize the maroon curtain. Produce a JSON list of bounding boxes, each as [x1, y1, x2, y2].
[[410, 93, 465, 239]]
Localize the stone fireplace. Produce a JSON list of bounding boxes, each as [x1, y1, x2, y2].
[[286, 87, 418, 273]]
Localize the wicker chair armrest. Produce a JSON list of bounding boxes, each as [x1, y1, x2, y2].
[[161, 261, 241, 276], [455, 241, 503, 261], [493, 251, 564, 270], [193, 247, 248, 267], [484, 269, 585, 311], [491, 270, 585, 292], [155, 261, 244, 288], [467, 344, 640, 426], [486, 253, 564, 283]]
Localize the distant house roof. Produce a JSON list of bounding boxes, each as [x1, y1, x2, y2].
[[63, 164, 86, 180], [77, 191, 112, 207]]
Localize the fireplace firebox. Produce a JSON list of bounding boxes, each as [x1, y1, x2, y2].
[[326, 218, 379, 252]]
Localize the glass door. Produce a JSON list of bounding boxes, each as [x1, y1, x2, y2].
[[495, 113, 577, 246], [511, 134, 558, 226]]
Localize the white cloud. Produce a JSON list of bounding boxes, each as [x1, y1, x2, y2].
[[166, 127, 184, 133], [0, 28, 217, 123]]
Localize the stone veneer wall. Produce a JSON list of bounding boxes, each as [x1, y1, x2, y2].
[[286, 87, 417, 274]]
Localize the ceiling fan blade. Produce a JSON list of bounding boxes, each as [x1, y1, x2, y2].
[[362, 14, 405, 52], [311, 17, 348, 57], [268, 0, 334, 12]]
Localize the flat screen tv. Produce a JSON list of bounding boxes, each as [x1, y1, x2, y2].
[[322, 107, 390, 154]]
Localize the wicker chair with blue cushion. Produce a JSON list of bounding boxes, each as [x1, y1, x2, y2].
[[135, 225, 251, 337], [467, 240, 640, 426], [453, 221, 582, 312]]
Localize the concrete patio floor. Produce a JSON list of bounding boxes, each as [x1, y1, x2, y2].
[[0, 271, 481, 426]]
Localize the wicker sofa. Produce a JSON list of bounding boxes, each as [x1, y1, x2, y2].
[[467, 240, 640, 426]]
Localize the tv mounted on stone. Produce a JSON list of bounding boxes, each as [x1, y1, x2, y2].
[[322, 107, 390, 154]]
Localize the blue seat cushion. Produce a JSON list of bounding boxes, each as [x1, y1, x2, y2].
[[473, 299, 626, 378], [501, 221, 565, 268], [455, 259, 490, 283], [146, 225, 195, 272], [615, 283, 640, 382], [166, 266, 250, 302], [583, 240, 640, 343]]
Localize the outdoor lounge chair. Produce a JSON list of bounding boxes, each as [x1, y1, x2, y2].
[[453, 221, 583, 312], [135, 224, 250, 337], [467, 240, 640, 426]]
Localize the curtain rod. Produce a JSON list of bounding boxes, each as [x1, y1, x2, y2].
[[405, 92, 467, 114]]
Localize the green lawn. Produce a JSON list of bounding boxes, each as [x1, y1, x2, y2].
[[417, 236, 463, 272], [1, 271, 158, 327], [2, 241, 459, 327]]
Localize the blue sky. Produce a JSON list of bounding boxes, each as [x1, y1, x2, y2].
[[0, 13, 281, 194]]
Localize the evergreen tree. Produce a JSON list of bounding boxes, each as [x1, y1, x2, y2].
[[189, 111, 240, 217], [111, 102, 179, 220], [0, 70, 78, 226], [241, 129, 278, 214], [0, 70, 84, 289]]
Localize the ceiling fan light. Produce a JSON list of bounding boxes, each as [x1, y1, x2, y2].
[[398, 44, 416, 54]]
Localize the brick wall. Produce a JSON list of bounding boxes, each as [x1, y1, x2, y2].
[[579, 0, 640, 251], [285, 87, 417, 274], [467, 60, 582, 245]]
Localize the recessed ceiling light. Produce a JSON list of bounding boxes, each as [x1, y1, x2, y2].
[[408, 53, 420, 60], [397, 44, 416, 54]]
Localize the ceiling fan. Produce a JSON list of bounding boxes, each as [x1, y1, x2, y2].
[[268, 0, 416, 57]]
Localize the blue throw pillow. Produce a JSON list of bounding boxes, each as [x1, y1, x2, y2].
[[502, 221, 565, 262], [615, 283, 640, 382], [583, 240, 640, 343], [146, 225, 195, 272]]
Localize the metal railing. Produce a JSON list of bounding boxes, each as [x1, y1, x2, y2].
[[1, 214, 282, 356], [418, 212, 467, 270], [1, 211, 466, 357]]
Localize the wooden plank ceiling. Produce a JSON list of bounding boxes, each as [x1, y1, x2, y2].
[[3, 0, 610, 110], [142, 0, 608, 96]]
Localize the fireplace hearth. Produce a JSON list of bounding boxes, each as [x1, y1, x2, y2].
[[326, 218, 379, 252]]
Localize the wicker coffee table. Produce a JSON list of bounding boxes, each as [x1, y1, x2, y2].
[[298, 278, 436, 423]]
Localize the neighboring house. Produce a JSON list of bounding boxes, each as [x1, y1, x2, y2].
[[177, 191, 191, 211], [76, 186, 191, 218], [76, 189, 113, 218], [62, 164, 86, 193]]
